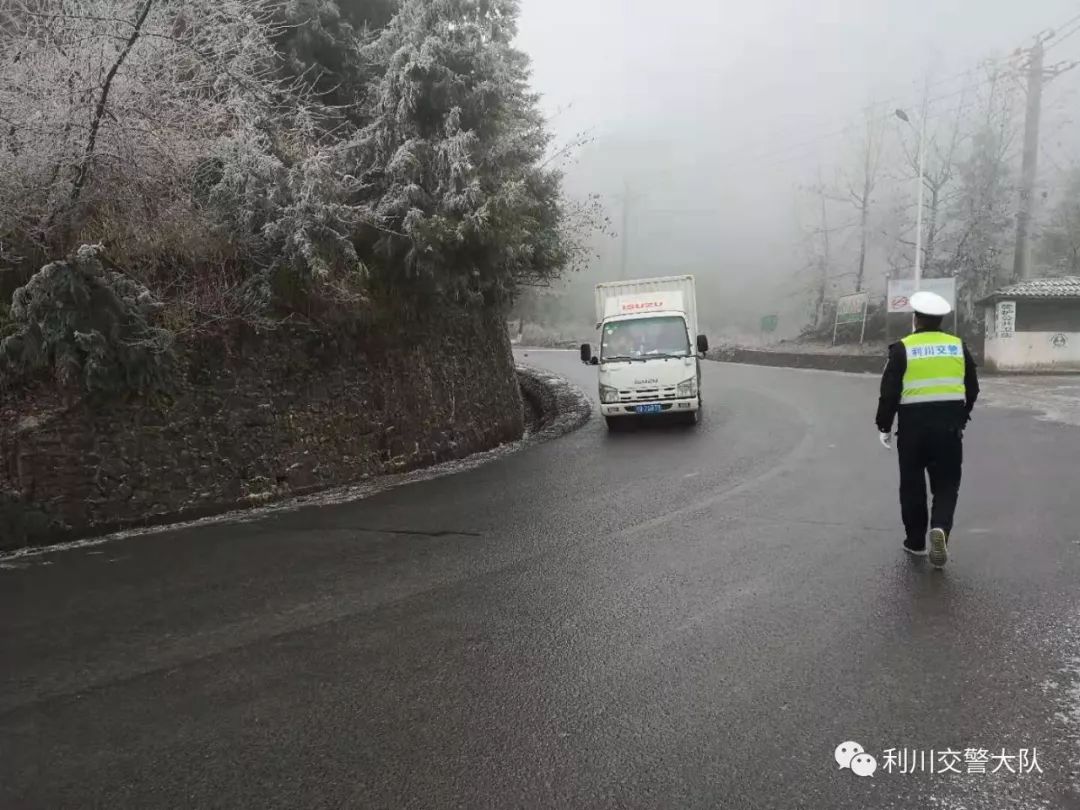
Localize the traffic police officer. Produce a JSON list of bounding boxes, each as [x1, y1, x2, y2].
[[876, 291, 980, 568]]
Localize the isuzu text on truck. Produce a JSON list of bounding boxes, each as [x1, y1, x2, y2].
[[579, 275, 709, 429]]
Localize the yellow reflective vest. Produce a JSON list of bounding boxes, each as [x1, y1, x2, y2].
[[900, 331, 966, 406]]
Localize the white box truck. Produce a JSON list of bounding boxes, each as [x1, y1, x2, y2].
[[579, 275, 709, 429]]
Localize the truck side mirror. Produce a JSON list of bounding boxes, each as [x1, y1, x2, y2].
[[580, 343, 592, 364], [696, 334, 709, 354]]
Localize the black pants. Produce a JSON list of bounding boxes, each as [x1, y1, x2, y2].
[[897, 423, 964, 544]]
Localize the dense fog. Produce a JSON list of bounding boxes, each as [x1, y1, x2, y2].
[[514, 0, 1080, 343]]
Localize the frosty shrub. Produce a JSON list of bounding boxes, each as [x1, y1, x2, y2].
[[0, 245, 176, 396], [0, 0, 362, 308]]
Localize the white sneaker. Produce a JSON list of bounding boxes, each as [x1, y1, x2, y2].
[[929, 528, 948, 569]]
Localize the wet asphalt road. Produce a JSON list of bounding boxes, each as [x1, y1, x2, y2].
[[3, 351, 1080, 809]]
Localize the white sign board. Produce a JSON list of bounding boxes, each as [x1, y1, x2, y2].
[[996, 300, 1016, 338], [887, 278, 957, 313], [605, 291, 684, 319], [833, 291, 869, 344], [835, 292, 869, 324]]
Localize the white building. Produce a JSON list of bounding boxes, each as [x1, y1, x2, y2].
[[980, 277, 1080, 373]]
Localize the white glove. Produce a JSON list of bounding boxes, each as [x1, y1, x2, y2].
[[878, 431, 892, 450]]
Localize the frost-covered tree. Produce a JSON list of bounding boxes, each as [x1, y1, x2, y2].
[[339, 0, 398, 28], [893, 89, 969, 279], [344, 0, 575, 303], [840, 108, 886, 293], [0, 0, 359, 299], [0, 244, 175, 396], [943, 68, 1018, 324], [1, 0, 587, 335], [0, 0, 281, 240], [272, 0, 398, 111], [1036, 167, 1080, 276]]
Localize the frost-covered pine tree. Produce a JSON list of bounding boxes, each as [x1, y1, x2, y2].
[[0, 244, 175, 396], [345, 0, 571, 303]]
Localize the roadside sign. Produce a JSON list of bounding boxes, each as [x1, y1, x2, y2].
[[760, 314, 778, 333], [836, 293, 868, 325], [996, 301, 1016, 338], [833, 292, 869, 344], [887, 278, 956, 313]]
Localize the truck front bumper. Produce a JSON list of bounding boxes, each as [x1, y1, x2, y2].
[[600, 398, 699, 417]]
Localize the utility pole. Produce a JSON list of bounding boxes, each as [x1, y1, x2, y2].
[[1013, 33, 1078, 281], [816, 165, 830, 328], [1014, 36, 1047, 282]]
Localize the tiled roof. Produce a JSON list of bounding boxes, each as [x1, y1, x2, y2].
[[981, 276, 1080, 301]]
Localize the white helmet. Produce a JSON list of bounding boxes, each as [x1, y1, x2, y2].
[[910, 290, 951, 317]]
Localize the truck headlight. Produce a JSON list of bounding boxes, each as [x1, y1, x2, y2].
[[599, 384, 620, 403], [677, 377, 698, 398]]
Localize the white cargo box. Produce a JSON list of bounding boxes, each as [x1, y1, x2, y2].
[[595, 275, 698, 338]]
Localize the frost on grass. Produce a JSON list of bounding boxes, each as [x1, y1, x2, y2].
[[1017, 607, 1080, 796], [979, 378, 1080, 428]]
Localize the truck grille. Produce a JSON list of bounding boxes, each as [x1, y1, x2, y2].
[[617, 386, 679, 402]]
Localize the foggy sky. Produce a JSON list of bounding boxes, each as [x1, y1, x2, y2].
[[515, 0, 1080, 333]]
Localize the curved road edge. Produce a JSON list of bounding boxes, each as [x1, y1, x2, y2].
[[517, 362, 594, 442], [0, 367, 593, 560]]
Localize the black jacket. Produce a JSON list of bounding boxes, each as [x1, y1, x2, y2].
[[875, 329, 980, 433]]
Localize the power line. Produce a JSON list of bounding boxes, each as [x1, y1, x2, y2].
[[1043, 9, 1080, 52], [1045, 20, 1080, 54], [608, 64, 1023, 190], [611, 67, 998, 187], [711, 12, 1080, 176], [722, 66, 986, 163], [599, 16, 1074, 218], [693, 66, 1016, 179]]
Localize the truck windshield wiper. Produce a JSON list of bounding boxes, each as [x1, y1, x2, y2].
[[601, 354, 643, 362], [645, 352, 689, 360]]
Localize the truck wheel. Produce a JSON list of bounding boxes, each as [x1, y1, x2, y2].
[[605, 416, 621, 431], [683, 402, 702, 426]]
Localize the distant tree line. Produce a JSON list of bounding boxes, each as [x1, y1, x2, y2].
[[793, 61, 1080, 340]]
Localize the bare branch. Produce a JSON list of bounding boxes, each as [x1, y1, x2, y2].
[[66, 0, 153, 207]]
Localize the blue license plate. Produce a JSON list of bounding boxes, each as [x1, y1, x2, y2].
[[634, 404, 663, 414]]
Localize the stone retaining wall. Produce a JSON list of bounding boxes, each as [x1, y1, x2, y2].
[[1, 308, 524, 549]]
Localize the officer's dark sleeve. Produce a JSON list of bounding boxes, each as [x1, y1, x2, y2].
[[963, 344, 980, 418], [876, 342, 905, 433]]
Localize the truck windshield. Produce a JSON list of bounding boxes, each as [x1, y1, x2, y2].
[[600, 316, 690, 361]]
